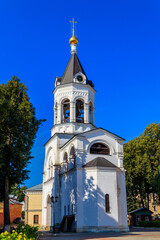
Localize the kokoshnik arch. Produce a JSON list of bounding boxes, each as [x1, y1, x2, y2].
[[42, 19, 129, 232]]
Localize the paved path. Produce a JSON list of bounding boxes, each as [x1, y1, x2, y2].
[[38, 229, 160, 240]]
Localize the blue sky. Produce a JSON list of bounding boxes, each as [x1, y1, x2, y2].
[[0, 0, 160, 188]]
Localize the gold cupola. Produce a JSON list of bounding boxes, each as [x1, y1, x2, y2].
[[69, 33, 78, 45]]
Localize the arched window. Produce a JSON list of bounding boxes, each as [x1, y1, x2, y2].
[[63, 152, 68, 163], [70, 146, 76, 167], [76, 99, 84, 123], [62, 99, 70, 123], [63, 152, 68, 171], [89, 102, 93, 124], [105, 194, 110, 213], [70, 146, 75, 158], [90, 143, 110, 155], [48, 160, 51, 179]]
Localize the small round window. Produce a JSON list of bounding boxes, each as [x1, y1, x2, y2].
[[77, 75, 83, 82]]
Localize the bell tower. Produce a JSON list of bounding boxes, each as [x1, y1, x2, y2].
[[51, 19, 96, 136]]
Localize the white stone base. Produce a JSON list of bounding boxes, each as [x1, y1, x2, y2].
[[76, 225, 129, 233]]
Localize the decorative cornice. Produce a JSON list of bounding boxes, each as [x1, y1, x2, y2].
[[25, 209, 42, 212], [25, 191, 42, 195], [56, 91, 89, 98]]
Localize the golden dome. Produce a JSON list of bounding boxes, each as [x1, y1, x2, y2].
[[69, 34, 78, 45]]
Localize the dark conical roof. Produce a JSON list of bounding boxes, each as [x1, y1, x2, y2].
[[55, 53, 94, 87], [83, 157, 117, 168], [61, 53, 87, 84]]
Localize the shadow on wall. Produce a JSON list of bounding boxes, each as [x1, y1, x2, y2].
[[81, 169, 118, 229], [51, 159, 122, 231]]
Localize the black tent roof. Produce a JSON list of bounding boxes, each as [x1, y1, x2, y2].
[[83, 157, 117, 168], [55, 53, 94, 87]]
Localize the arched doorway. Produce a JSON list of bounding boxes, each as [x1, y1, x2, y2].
[[46, 195, 51, 227]]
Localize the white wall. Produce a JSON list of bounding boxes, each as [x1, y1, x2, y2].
[[61, 170, 77, 220], [97, 168, 119, 227]]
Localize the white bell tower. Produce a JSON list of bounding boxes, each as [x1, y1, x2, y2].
[[51, 19, 96, 136]]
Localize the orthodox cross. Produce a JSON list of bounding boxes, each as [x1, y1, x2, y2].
[[70, 18, 77, 35]]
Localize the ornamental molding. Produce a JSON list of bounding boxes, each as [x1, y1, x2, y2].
[[56, 91, 89, 98], [25, 209, 42, 212], [26, 191, 42, 195]]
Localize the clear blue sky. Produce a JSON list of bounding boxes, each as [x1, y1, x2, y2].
[[0, 0, 160, 188]]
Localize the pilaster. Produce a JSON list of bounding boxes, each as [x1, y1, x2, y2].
[[57, 103, 62, 124], [84, 103, 89, 123], [70, 101, 76, 122]]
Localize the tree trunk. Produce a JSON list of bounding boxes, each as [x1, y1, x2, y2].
[[146, 193, 150, 209], [140, 195, 144, 208], [4, 175, 10, 232]]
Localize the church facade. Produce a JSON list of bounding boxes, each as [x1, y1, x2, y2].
[[42, 26, 128, 232]]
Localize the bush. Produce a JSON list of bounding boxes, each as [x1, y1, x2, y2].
[[0, 230, 32, 239], [16, 223, 38, 239], [139, 220, 160, 228], [0, 223, 38, 239]]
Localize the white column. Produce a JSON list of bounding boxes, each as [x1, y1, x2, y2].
[[57, 103, 62, 124], [84, 103, 89, 123], [54, 103, 58, 125], [70, 101, 76, 122]]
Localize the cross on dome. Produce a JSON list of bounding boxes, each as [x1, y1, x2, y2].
[[69, 18, 78, 48], [69, 18, 77, 36]]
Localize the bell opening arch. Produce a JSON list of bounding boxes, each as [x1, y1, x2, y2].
[[61, 98, 70, 123], [76, 98, 84, 123]]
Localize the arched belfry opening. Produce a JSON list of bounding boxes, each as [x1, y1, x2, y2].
[[62, 99, 70, 123], [76, 99, 84, 123]]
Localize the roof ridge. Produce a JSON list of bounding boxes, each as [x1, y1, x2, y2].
[[26, 183, 42, 191]]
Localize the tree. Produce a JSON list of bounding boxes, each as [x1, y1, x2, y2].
[[124, 123, 160, 212], [0, 76, 44, 231], [10, 184, 27, 202]]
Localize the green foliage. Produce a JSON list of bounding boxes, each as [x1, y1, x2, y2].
[[0, 223, 38, 239], [0, 231, 34, 239], [0, 76, 45, 225], [139, 220, 160, 228], [16, 223, 38, 239], [10, 184, 27, 202], [124, 123, 160, 212], [153, 166, 160, 199]]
